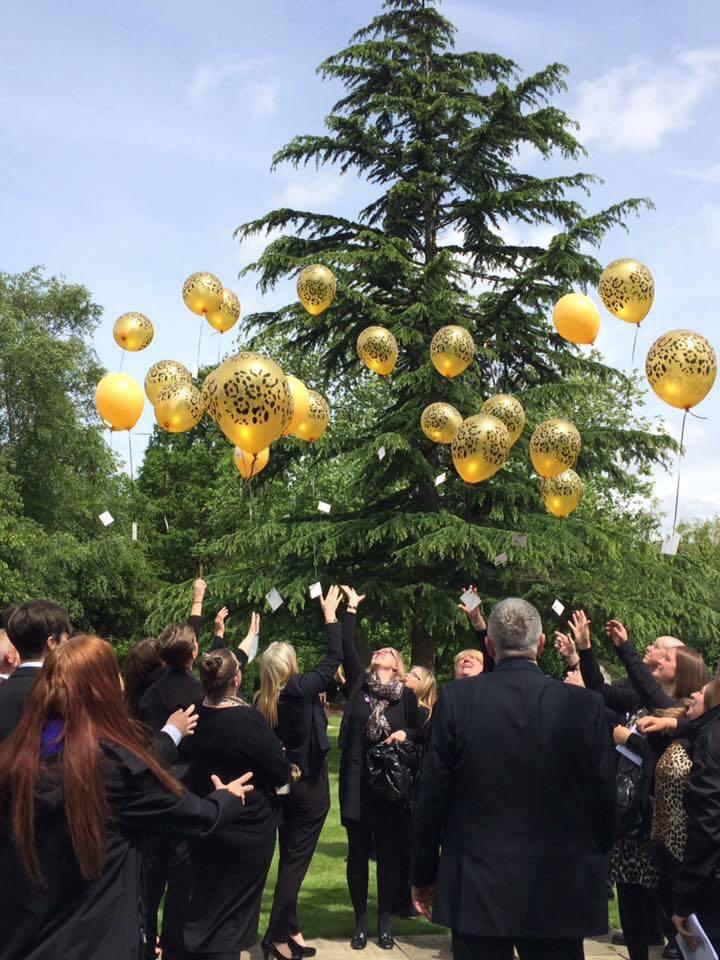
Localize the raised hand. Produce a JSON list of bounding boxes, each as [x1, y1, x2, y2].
[[568, 610, 591, 650], [320, 585, 342, 623], [167, 704, 199, 739], [211, 771, 254, 802], [637, 715, 677, 736], [606, 619, 628, 647], [214, 607, 229, 638], [193, 578, 207, 602], [457, 585, 486, 631], [554, 631, 578, 664], [340, 585, 366, 609], [243, 612, 260, 646]]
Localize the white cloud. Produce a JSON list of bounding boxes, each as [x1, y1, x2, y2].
[[575, 49, 720, 152], [237, 226, 284, 265], [189, 57, 280, 118], [274, 174, 345, 210], [674, 164, 720, 184]]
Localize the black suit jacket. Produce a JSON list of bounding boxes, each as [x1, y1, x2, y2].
[[412, 658, 616, 939], [0, 665, 41, 741]]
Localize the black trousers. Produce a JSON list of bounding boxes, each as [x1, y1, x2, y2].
[[655, 847, 681, 947], [696, 876, 720, 953], [345, 802, 405, 934], [616, 883, 663, 960], [267, 765, 331, 942], [143, 836, 191, 960], [452, 931, 584, 960]]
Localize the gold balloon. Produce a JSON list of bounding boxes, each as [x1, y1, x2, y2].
[[357, 326, 398, 376], [206, 288, 241, 334], [283, 375, 311, 435], [541, 469, 583, 519], [451, 414, 511, 484], [234, 446, 270, 480], [430, 326, 475, 378], [144, 360, 192, 405], [182, 272, 224, 316], [552, 293, 600, 345], [598, 258, 654, 325], [646, 329, 717, 410], [95, 373, 144, 432], [292, 390, 330, 443], [297, 264, 337, 316], [202, 352, 293, 455], [421, 402, 463, 444], [530, 419, 581, 478], [481, 394, 526, 446], [154, 383, 205, 433], [113, 312, 154, 352]]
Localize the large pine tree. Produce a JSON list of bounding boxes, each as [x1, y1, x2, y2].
[[204, 0, 682, 665]]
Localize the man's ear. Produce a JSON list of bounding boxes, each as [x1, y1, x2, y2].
[[536, 633, 546, 658], [46, 635, 57, 651]]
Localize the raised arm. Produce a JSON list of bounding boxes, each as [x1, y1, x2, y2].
[[292, 586, 344, 698], [607, 620, 676, 710], [233, 612, 260, 669], [340, 585, 366, 686], [187, 578, 207, 642], [458, 585, 493, 671], [209, 607, 229, 652]]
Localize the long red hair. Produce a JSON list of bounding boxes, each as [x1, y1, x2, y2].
[[0, 634, 182, 884]]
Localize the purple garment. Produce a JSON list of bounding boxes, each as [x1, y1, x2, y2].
[[41, 718, 64, 759]]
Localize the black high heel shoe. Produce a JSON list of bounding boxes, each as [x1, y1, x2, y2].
[[350, 932, 367, 950], [377, 933, 395, 950], [288, 936, 317, 958], [262, 939, 301, 960]]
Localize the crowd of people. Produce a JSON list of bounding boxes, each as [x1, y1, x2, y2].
[[0, 582, 719, 960]]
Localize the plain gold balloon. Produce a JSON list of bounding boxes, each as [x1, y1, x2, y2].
[[292, 390, 330, 442], [541, 469, 583, 518], [297, 264, 337, 316], [646, 329, 717, 410], [154, 383, 205, 433], [144, 360, 192, 405], [552, 294, 600, 345], [529, 419, 581, 478], [480, 394, 526, 446], [357, 326, 399, 376], [95, 373, 144, 431], [430, 325, 475, 378], [202, 352, 293, 455], [598, 258, 654, 325], [421, 402, 463, 444], [234, 446, 270, 479], [283, 375, 311, 435], [206, 288, 241, 334], [113, 312, 154, 352], [182, 272, 225, 316], [451, 413, 511, 484]]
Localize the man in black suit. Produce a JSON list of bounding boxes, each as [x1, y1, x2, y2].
[[0, 600, 71, 740], [412, 597, 616, 960]]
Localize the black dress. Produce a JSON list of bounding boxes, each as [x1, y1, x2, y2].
[[182, 701, 291, 958]]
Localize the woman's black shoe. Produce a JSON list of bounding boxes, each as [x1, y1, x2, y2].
[[378, 933, 395, 950], [261, 939, 301, 960], [350, 932, 367, 950], [288, 937, 316, 958]]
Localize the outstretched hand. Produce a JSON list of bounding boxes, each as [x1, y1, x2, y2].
[[167, 704, 199, 738], [606, 620, 628, 647], [554, 631, 577, 663], [192, 578, 207, 602], [211, 771, 254, 803], [320, 585, 342, 622], [340, 585, 366, 609], [568, 610, 591, 650], [457, 585, 485, 630], [242, 612, 260, 647], [214, 607, 229, 637]]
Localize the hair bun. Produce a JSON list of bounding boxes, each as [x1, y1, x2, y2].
[[199, 653, 223, 675]]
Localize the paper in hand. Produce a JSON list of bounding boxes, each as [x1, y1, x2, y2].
[[317, 501, 331, 514], [676, 914, 718, 960], [99, 511, 114, 527], [551, 599, 565, 617], [266, 588, 284, 612], [459, 590, 482, 612], [661, 533, 681, 556], [309, 581, 322, 599]]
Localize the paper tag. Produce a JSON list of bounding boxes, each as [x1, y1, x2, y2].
[[552, 599, 565, 617], [511, 533, 528, 548], [435, 472, 447, 487], [163, 514, 170, 532], [266, 588, 284, 612], [377, 445, 386, 461], [661, 533, 681, 556], [494, 552, 508, 567], [460, 590, 482, 611], [191, 363, 198, 379], [246, 632, 259, 663], [317, 501, 331, 514], [131, 521, 138, 542], [309, 581, 322, 599], [99, 511, 114, 527]]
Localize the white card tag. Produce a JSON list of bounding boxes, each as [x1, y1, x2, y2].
[[511, 533, 528, 548], [99, 511, 114, 526], [378, 445, 386, 461], [460, 590, 481, 611], [246, 633, 259, 663], [661, 533, 681, 556], [266, 588, 284, 612], [163, 514, 170, 532], [317, 501, 331, 514], [494, 552, 508, 567], [435, 472, 446, 486], [191, 363, 198, 378], [131, 522, 138, 542], [552, 600, 565, 617], [309, 581, 322, 599]]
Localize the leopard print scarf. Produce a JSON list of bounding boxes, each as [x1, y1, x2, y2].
[[365, 671, 404, 743]]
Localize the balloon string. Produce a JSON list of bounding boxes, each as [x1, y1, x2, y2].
[[247, 475, 255, 525], [630, 324, 640, 368], [127, 431, 135, 490], [671, 410, 688, 535], [119, 349, 125, 373], [312, 447, 319, 579], [196, 321, 204, 373]]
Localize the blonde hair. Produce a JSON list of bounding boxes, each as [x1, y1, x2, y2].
[[257, 641, 299, 729], [705, 676, 720, 711], [454, 648, 484, 667], [372, 647, 406, 679], [409, 665, 437, 717]]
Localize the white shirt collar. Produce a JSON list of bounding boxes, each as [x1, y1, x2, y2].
[[20, 660, 43, 669]]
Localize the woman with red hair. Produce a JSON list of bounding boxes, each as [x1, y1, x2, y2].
[[0, 634, 253, 960]]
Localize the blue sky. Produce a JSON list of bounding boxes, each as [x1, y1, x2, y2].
[[2, 0, 720, 531]]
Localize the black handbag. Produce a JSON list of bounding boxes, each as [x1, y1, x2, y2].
[[366, 740, 423, 806]]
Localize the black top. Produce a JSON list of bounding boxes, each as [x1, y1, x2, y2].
[[579, 640, 677, 717], [272, 621, 342, 779], [0, 740, 244, 960], [0, 664, 41, 742], [413, 660, 616, 939]]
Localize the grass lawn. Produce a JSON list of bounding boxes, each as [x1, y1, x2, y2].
[[257, 717, 620, 939]]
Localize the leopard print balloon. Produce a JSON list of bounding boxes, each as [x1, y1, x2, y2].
[[357, 326, 399, 376], [430, 325, 475, 378], [154, 382, 206, 434], [481, 394, 525, 446], [144, 360, 192, 405], [421, 402, 462, 445], [206, 288, 241, 334], [451, 413, 510, 484], [540, 469, 583, 518], [113, 312, 154, 352], [203, 352, 293, 454], [182, 271, 224, 316], [297, 264, 337, 317], [530, 419, 581, 478], [598, 259, 654, 325], [292, 389, 330, 443], [645, 329, 717, 410]]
